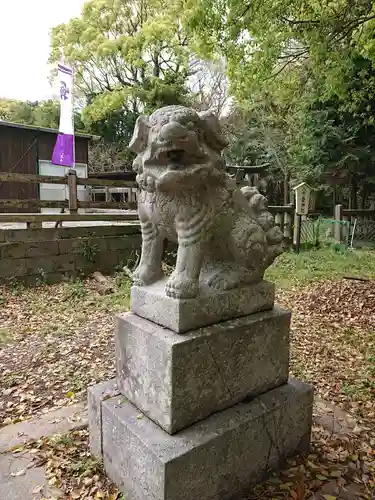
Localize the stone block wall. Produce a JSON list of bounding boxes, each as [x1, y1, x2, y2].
[[0, 225, 141, 285]]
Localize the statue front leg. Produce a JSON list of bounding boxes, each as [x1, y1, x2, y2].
[[165, 202, 212, 299], [165, 238, 203, 299], [133, 220, 164, 286]]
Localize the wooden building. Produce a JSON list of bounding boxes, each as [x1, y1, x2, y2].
[[0, 121, 92, 212]]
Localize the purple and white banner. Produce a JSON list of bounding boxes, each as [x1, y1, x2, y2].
[[52, 63, 74, 167]]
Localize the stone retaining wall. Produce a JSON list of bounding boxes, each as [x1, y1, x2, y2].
[[0, 225, 141, 285]]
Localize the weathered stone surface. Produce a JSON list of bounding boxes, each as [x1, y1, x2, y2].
[[105, 235, 142, 251], [100, 378, 313, 500], [130, 279, 275, 332], [25, 240, 59, 258], [88, 379, 119, 459], [0, 242, 27, 259], [116, 307, 290, 434], [129, 105, 284, 300], [25, 255, 76, 274], [0, 452, 64, 500], [0, 228, 141, 284], [0, 258, 27, 279], [58, 237, 107, 255]]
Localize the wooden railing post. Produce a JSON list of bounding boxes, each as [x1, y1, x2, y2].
[[67, 169, 78, 214], [274, 212, 282, 229], [284, 210, 293, 240], [334, 204, 343, 242]]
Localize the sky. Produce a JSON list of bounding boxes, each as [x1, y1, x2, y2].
[[0, 0, 84, 102]]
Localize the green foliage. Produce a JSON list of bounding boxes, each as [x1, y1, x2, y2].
[[223, 101, 288, 174], [65, 278, 88, 300], [80, 240, 99, 263], [50, 0, 194, 151], [187, 0, 375, 102], [187, 0, 375, 197], [0, 97, 85, 131]]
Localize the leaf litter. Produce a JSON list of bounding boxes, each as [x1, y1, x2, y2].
[[1, 271, 374, 498], [0, 275, 130, 426]]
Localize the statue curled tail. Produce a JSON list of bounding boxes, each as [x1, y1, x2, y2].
[[241, 187, 284, 268]]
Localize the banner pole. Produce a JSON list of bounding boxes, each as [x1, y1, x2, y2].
[[72, 65, 75, 169]]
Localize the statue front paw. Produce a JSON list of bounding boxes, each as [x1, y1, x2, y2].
[[165, 273, 199, 299], [133, 265, 164, 286]]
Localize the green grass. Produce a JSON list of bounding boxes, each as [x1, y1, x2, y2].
[[265, 247, 375, 288]]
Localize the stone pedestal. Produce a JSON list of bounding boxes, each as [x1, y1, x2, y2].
[[90, 378, 312, 500], [131, 279, 275, 333], [116, 307, 290, 433], [89, 282, 313, 500]]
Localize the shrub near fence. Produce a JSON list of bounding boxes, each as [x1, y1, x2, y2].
[[0, 225, 141, 284]]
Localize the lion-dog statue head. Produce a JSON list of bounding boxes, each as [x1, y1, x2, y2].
[[129, 105, 229, 192]]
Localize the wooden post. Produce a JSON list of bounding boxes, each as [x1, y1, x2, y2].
[[275, 213, 282, 229], [293, 214, 302, 253], [67, 169, 78, 214], [105, 186, 111, 202], [334, 204, 343, 242], [284, 211, 293, 240]]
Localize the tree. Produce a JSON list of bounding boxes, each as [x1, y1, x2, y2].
[[186, 0, 375, 101], [186, 0, 375, 206], [49, 0, 201, 171], [0, 98, 85, 131], [50, 0, 195, 127], [0, 99, 37, 125], [286, 57, 375, 207], [223, 100, 290, 203], [189, 59, 230, 115]]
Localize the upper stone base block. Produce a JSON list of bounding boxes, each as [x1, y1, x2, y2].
[[130, 279, 275, 333], [116, 306, 290, 434]]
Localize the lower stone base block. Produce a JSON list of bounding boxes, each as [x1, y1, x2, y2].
[[90, 378, 313, 500]]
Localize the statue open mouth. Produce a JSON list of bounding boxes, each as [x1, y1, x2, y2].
[[167, 149, 186, 170]]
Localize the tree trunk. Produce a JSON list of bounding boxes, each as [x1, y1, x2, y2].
[[283, 171, 289, 205], [350, 177, 357, 210], [360, 182, 367, 209], [153, 51, 160, 77]]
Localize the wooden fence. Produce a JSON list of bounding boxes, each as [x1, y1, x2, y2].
[[334, 204, 375, 243], [0, 170, 295, 240], [0, 170, 138, 227]]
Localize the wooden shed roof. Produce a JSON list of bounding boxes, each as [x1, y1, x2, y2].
[[0, 120, 96, 140]]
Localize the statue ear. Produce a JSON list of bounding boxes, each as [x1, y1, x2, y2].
[[129, 115, 149, 153], [198, 110, 229, 152]]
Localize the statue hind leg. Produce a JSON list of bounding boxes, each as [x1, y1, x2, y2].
[[202, 261, 262, 291]]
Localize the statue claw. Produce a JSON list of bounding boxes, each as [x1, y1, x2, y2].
[[165, 274, 199, 299]]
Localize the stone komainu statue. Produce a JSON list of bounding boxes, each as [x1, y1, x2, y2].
[[129, 105, 284, 299]]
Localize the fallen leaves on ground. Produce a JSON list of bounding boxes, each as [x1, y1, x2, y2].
[[26, 424, 374, 500], [0, 275, 130, 426], [28, 429, 121, 499], [277, 279, 375, 427], [0, 276, 374, 429], [247, 424, 374, 499], [1, 266, 375, 498]]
